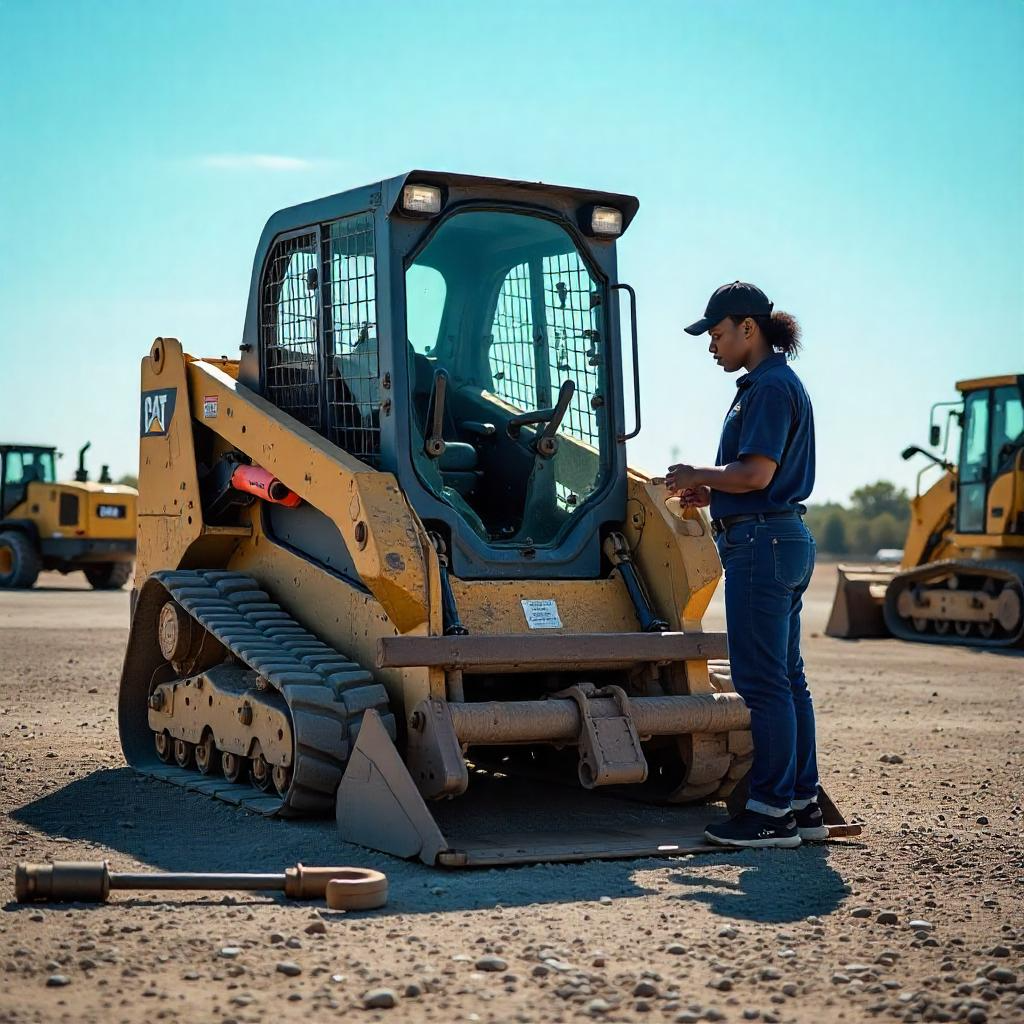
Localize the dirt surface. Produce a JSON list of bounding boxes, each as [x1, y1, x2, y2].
[[1, 564, 1022, 1024]]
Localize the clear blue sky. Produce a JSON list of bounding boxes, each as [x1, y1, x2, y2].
[[1, 0, 1021, 502]]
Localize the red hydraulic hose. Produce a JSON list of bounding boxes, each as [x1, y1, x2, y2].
[[229, 465, 301, 508]]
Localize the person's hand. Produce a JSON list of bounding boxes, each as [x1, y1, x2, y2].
[[666, 463, 702, 494], [678, 485, 711, 508]]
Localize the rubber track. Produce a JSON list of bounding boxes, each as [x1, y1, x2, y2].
[[141, 569, 396, 817], [883, 559, 1024, 649]]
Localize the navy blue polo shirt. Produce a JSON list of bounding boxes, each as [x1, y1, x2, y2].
[[710, 353, 815, 520]]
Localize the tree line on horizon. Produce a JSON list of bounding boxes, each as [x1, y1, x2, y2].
[[804, 480, 910, 555]]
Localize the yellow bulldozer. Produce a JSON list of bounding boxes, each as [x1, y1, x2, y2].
[[119, 171, 858, 866], [826, 375, 1024, 647], [0, 442, 137, 590]]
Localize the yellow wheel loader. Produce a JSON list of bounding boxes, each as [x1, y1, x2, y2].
[[826, 375, 1024, 647], [0, 442, 137, 590], [120, 171, 859, 866]]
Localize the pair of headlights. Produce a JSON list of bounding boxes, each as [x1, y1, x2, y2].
[[401, 183, 623, 238]]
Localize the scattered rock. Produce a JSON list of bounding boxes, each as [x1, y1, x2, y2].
[[907, 920, 933, 931], [851, 907, 872, 918], [976, 816, 989, 825], [708, 978, 732, 992], [219, 947, 241, 959], [877, 911, 899, 925], [404, 982, 422, 998], [475, 956, 507, 972], [987, 945, 1009, 958], [46, 974, 70, 987], [966, 1010, 988, 1024], [879, 754, 904, 764], [362, 988, 398, 1009], [304, 921, 326, 935], [585, 998, 613, 1015], [718, 925, 738, 938], [633, 980, 659, 998], [276, 961, 302, 977], [666, 945, 687, 955], [985, 967, 1016, 984]]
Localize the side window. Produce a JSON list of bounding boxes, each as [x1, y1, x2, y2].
[[992, 385, 1024, 475], [542, 251, 602, 449], [488, 262, 537, 412], [260, 231, 321, 430], [406, 264, 446, 355], [4, 452, 24, 484], [322, 213, 380, 466]]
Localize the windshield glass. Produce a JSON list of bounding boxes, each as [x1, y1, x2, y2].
[[405, 210, 609, 545], [4, 450, 56, 485]]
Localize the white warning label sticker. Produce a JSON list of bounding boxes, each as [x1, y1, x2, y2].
[[521, 599, 563, 629], [203, 395, 218, 418]]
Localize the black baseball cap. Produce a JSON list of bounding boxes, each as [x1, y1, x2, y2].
[[684, 281, 774, 336]]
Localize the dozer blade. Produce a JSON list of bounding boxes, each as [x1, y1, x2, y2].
[[825, 564, 898, 639], [336, 712, 861, 867]]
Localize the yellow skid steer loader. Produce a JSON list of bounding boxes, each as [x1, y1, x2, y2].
[[120, 172, 859, 865]]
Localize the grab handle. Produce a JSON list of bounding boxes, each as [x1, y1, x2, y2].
[[612, 283, 641, 442]]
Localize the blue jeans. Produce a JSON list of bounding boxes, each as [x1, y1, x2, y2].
[[715, 516, 819, 815]]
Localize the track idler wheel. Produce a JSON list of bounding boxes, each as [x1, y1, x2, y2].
[[250, 749, 273, 792], [173, 739, 195, 768], [154, 731, 173, 764], [272, 764, 292, 796], [195, 732, 219, 775], [221, 752, 246, 784]]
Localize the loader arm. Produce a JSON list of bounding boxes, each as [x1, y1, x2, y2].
[[186, 357, 434, 634]]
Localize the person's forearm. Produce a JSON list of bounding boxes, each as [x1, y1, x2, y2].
[[689, 461, 769, 494]]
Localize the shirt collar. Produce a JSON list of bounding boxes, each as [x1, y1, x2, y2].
[[736, 352, 786, 390]]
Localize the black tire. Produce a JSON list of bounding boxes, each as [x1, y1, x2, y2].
[[0, 531, 41, 589], [84, 562, 132, 590]]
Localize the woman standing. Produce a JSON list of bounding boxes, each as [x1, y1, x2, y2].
[[667, 281, 825, 849]]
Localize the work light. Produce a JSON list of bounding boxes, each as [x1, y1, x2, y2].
[[590, 206, 623, 237], [402, 184, 442, 215]]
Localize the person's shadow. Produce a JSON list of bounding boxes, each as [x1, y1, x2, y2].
[[664, 845, 848, 923]]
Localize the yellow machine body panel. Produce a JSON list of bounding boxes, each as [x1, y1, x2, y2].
[[9, 481, 136, 543]]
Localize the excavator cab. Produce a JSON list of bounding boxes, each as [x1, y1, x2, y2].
[[955, 377, 1024, 537]]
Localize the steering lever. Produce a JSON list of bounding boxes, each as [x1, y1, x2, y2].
[[424, 369, 449, 459], [506, 380, 576, 459]]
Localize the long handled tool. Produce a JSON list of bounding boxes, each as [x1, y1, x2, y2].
[[15, 861, 387, 910]]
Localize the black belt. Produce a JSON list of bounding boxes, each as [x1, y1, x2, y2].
[[710, 510, 802, 538]]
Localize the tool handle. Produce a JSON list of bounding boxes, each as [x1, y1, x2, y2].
[[16, 862, 111, 903], [110, 872, 285, 892]]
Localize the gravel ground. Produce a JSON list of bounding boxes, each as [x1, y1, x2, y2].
[[1, 565, 1022, 1024]]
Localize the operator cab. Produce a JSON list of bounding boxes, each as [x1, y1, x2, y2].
[[1, 445, 56, 517], [240, 172, 640, 579], [956, 377, 1024, 534]]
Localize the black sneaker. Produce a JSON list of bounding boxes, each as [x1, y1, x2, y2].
[[704, 809, 802, 849], [793, 801, 829, 841]]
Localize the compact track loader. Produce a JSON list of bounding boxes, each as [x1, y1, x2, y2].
[[120, 171, 859, 865], [0, 442, 136, 589], [827, 375, 1024, 647]]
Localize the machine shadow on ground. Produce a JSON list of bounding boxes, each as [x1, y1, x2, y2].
[[9, 767, 798, 916]]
